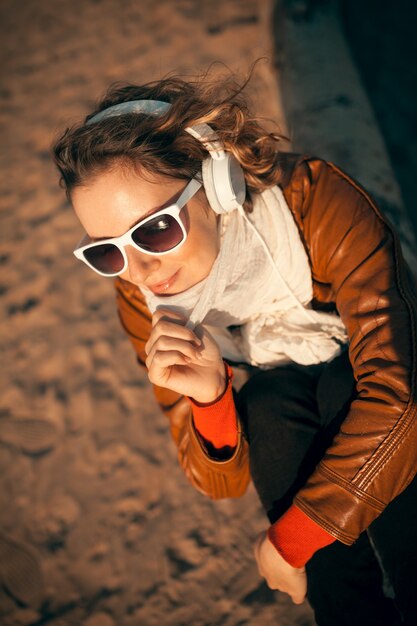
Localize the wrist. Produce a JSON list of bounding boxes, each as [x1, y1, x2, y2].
[[267, 505, 336, 568], [191, 361, 228, 405]]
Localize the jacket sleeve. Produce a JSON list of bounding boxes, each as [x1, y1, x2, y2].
[[114, 277, 251, 500], [286, 157, 417, 545]]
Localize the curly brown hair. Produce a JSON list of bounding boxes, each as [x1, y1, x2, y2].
[[51, 69, 286, 212]]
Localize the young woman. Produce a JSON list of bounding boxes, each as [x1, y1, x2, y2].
[[52, 74, 417, 626]]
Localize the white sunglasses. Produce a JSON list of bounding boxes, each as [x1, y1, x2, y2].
[[73, 178, 202, 277]]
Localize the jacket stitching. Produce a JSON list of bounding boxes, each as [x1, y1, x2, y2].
[[354, 401, 417, 490], [318, 463, 385, 510], [294, 498, 356, 544]]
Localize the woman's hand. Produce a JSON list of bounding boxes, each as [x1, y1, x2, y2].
[[145, 308, 226, 403], [254, 531, 307, 605]]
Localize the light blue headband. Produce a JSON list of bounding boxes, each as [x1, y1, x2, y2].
[[85, 99, 225, 159], [86, 99, 171, 125]]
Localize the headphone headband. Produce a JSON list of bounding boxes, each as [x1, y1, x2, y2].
[[86, 100, 171, 123], [86, 99, 225, 160]]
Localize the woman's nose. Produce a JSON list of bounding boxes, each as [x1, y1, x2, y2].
[[124, 245, 161, 283]]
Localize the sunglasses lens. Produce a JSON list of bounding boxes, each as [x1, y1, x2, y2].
[[83, 243, 124, 275], [132, 214, 183, 253]]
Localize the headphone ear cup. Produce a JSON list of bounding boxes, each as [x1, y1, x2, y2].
[[202, 154, 246, 214], [202, 157, 224, 214]]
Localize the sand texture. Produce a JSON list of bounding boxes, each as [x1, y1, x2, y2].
[[0, 0, 316, 624]]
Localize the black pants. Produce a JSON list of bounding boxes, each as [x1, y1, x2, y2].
[[236, 349, 417, 626]]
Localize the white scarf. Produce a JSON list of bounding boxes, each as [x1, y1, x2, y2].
[[140, 186, 348, 368]]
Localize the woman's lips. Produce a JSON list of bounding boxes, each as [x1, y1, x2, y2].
[[147, 269, 180, 294]]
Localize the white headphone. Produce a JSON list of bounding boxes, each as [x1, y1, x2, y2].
[[86, 99, 246, 215]]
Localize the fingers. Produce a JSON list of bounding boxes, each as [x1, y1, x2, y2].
[[146, 310, 204, 385], [253, 533, 264, 567], [151, 308, 188, 327], [291, 593, 305, 605], [254, 532, 307, 605], [146, 311, 201, 357], [269, 575, 306, 605], [288, 575, 307, 604], [145, 335, 203, 370], [146, 349, 191, 385], [287, 570, 307, 604]]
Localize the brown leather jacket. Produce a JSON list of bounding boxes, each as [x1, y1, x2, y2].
[[114, 155, 417, 545]]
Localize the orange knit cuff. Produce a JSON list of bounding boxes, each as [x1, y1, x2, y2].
[[189, 362, 238, 449], [267, 504, 336, 567]]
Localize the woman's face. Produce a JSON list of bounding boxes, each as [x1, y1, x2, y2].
[[71, 165, 220, 295]]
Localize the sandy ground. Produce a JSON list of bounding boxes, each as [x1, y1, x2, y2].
[[0, 1, 317, 625]]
